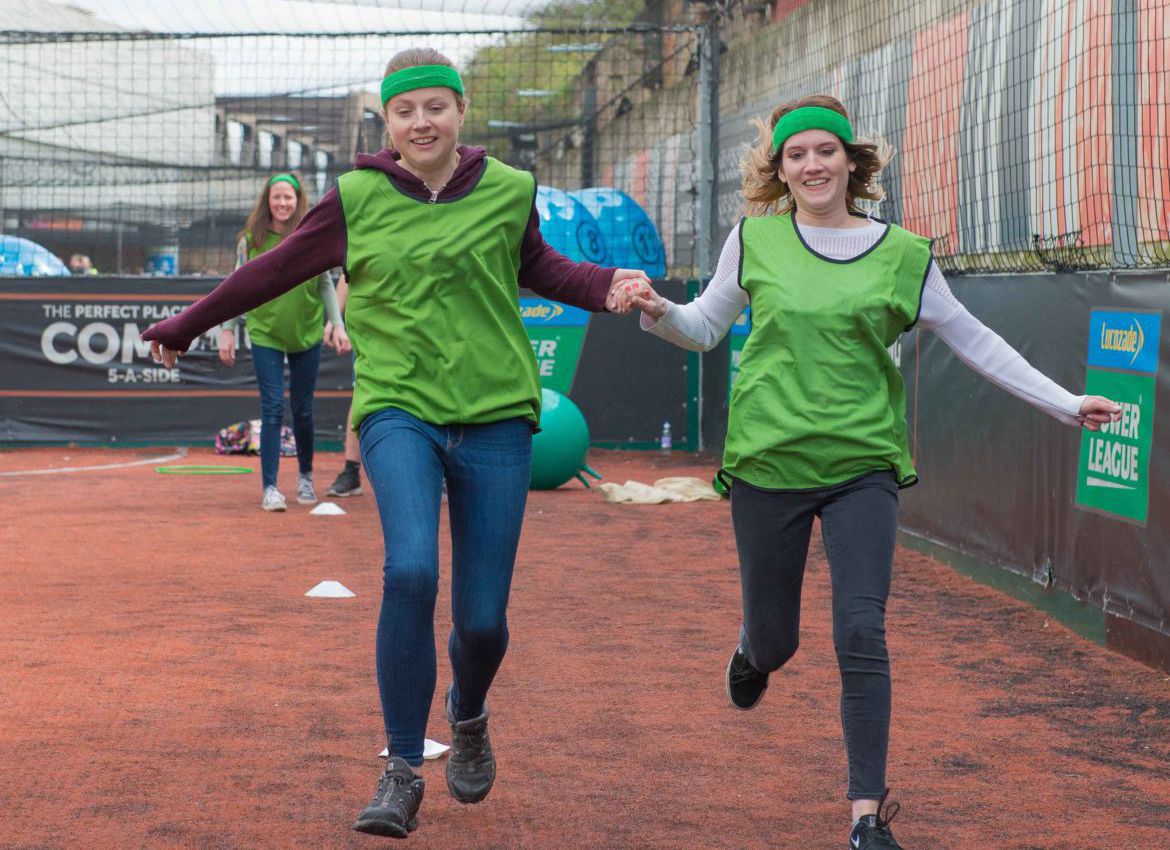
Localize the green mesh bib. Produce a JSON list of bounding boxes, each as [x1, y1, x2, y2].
[[338, 158, 540, 429], [724, 214, 932, 490], [244, 231, 324, 352]]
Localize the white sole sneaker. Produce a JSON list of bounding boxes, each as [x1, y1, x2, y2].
[[262, 487, 287, 512], [296, 477, 317, 505]]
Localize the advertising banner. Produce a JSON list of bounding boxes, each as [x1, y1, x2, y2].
[[0, 280, 599, 443], [898, 271, 1168, 641], [519, 296, 591, 395], [1075, 309, 1161, 524], [0, 278, 351, 443]]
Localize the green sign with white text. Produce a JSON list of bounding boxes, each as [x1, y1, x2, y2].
[[520, 297, 590, 395], [1075, 308, 1161, 524]]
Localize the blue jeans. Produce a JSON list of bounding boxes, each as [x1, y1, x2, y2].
[[359, 407, 533, 766], [251, 342, 321, 489]]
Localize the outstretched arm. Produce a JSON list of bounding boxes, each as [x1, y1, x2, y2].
[[919, 265, 1120, 429], [631, 226, 748, 351], [144, 191, 347, 365]]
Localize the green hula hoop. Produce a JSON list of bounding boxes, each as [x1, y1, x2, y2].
[[155, 465, 253, 475]]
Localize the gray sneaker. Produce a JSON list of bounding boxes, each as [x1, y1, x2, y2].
[[296, 473, 317, 505], [444, 685, 495, 804], [261, 486, 286, 512], [352, 756, 425, 838]]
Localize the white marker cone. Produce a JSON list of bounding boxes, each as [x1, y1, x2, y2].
[[305, 580, 355, 598], [379, 739, 451, 760]]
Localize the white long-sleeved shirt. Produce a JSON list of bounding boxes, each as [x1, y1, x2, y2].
[[641, 219, 1085, 425]]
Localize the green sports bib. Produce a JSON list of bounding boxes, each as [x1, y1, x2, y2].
[[724, 214, 932, 490], [338, 157, 540, 429], [244, 231, 325, 352]]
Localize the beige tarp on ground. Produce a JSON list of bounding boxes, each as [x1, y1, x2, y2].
[[597, 476, 721, 504]]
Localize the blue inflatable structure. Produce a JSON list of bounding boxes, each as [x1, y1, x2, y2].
[[534, 185, 608, 265], [0, 235, 69, 276], [570, 187, 666, 277]]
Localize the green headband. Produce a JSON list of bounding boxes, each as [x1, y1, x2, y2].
[[771, 106, 854, 154], [268, 173, 300, 191], [381, 64, 464, 105]]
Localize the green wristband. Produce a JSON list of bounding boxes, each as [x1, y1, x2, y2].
[[381, 65, 464, 105], [771, 106, 855, 154]]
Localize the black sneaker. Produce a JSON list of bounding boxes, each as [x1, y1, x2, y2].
[[726, 645, 769, 710], [327, 463, 362, 497], [850, 792, 903, 849], [444, 685, 496, 804], [352, 756, 425, 838]]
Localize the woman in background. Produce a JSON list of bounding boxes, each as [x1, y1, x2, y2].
[[218, 172, 347, 511]]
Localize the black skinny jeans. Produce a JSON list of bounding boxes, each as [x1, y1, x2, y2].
[[730, 469, 899, 800]]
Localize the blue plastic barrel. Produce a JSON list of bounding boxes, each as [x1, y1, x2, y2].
[[535, 185, 608, 264], [570, 188, 666, 277], [0, 235, 69, 276]]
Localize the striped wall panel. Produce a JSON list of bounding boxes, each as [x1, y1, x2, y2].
[[902, 12, 968, 248], [1138, 0, 1169, 242]]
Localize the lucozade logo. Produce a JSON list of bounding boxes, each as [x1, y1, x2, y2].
[[521, 303, 565, 322], [1099, 317, 1144, 366], [1086, 310, 1160, 375]]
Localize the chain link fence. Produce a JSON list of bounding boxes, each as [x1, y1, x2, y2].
[[2, 0, 1168, 277], [0, 0, 701, 278], [713, 0, 1169, 274]]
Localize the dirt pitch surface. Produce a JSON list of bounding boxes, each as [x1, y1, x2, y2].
[[1, 446, 1168, 850]]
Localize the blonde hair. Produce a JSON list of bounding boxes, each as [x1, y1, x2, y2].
[[238, 173, 308, 250], [740, 94, 887, 217]]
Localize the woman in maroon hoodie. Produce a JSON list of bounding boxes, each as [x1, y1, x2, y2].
[[144, 47, 648, 839]]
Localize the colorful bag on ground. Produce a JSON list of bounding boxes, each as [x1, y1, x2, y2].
[[215, 419, 297, 456], [215, 421, 251, 455]]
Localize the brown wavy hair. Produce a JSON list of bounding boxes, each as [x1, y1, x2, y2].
[[740, 94, 888, 217], [238, 172, 308, 250]]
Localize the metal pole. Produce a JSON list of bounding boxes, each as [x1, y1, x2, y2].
[[115, 205, 124, 274], [694, 19, 720, 451], [581, 59, 597, 188], [697, 20, 719, 283], [1111, 0, 1139, 266]]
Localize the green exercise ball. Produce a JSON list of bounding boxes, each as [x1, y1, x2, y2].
[[530, 389, 601, 490]]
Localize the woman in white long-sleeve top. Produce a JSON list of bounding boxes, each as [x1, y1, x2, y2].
[[624, 94, 1120, 850]]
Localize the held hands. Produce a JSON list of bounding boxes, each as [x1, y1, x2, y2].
[[1077, 395, 1123, 431], [606, 269, 653, 314], [325, 321, 351, 354], [218, 328, 237, 367], [619, 278, 668, 320]]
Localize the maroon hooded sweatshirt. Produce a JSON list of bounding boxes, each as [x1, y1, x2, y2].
[[142, 146, 616, 352]]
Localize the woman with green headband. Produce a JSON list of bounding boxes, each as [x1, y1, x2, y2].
[[143, 47, 649, 839], [627, 94, 1120, 850], [218, 172, 347, 512]]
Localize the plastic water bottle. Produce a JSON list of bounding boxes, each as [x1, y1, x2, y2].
[[659, 420, 673, 455]]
